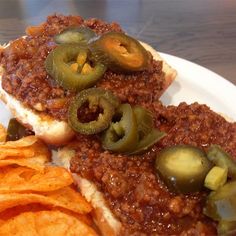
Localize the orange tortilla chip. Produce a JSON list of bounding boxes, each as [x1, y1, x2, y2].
[[0, 136, 38, 148], [0, 187, 92, 214], [0, 210, 98, 236], [32, 140, 51, 160], [0, 166, 73, 193], [0, 204, 92, 226], [52, 208, 93, 226], [71, 212, 93, 226], [0, 203, 50, 221], [0, 124, 7, 142], [0, 147, 35, 160], [0, 137, 50, 170], [0, 137, 50, 161], [0, 154, 49, 171], [42, 186, 92, 214]]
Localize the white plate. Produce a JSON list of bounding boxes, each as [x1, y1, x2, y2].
[[160, 53, 236, 120], [0, 53, 235, 127], [0, 99, 11, 127]]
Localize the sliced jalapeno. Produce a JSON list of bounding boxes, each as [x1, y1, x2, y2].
[[45, 44, 106, 91], [68, 88, 120, 135], [133, 106, 153, 136], [6, 118, 34, 141], [155, 145, 212, 194], [204, 181, 236, 222], [207, 145, 236, 179], [90, 32, 151, 73], [130, 129, 166, 155], [129, 106, 165, 154], [102, 103, 138, 153], [54, 26, 96, 44]]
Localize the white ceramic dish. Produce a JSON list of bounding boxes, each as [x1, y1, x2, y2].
[[0, 53, 235, 127], [160, 53, 236, 120]]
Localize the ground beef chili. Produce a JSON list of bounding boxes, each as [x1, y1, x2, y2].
[[70, 102, 236, 235], [0, 14, 165, 121]]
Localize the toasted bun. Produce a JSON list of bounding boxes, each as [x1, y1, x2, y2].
[[0, 67, 75, 145], [141, 42, 177, 93], [0, 42, 176, 146], [73, 175, 122, 236], [56, 147, 122, 236]]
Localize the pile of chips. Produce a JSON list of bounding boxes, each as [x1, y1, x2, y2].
[[0, 124, 97, 235]]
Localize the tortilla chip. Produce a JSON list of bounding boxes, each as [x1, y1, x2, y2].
[[0, 155, 48, 171], [0, 136, 37, 148], [51, 207, 93, 226], [42, 186, 92, 214], [0, 203, 49, 221], [0, 147, 35, 160], [0, 204, 92, 226], [0, 166, 73, 193], [0, 136, 50, 170], [32, 140, 51, 160], [0, 136, 50, 162], [0, 124, 7, 142], [0, 210, 98, 236], [0, 187, 91, 214]]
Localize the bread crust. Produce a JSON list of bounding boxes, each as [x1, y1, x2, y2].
[[56, 147, 122, 235], [140, 42, 177, 93], [73, 174, 122, 236]]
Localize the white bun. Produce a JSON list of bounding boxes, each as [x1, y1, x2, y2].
[[0, 67, 74, 145], [56, 147, 122, 236], [0, 42, 176, 146], [141, 41, 177, 92], [73, 175, 122, 236]]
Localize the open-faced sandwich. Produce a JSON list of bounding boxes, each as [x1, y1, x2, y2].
[[0, 14, 236, 236], [0, 14, 176, 145], [59, 102, 236, 235]]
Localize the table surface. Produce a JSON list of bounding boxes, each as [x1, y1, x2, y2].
[[0, 0, 235, 85]]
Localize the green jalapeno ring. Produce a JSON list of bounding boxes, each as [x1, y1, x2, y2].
[[126, 106, 165, 155], [102, 103, 138, 153], [45, 44, 106, 91], [207, 145, 236, 179], [155, 145, 212, 194], [133, 106, 154, 138], [130, 129, 166, 155], [87, 88, 120, 109], [68, 88, 120, 135]]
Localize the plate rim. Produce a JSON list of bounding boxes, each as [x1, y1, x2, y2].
[[158, 52, 236, 120]]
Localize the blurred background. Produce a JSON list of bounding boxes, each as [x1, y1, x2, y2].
[[0, 0, 235, 84]]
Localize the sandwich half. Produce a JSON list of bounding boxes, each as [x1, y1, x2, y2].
[[0, 14, 176, 145], [57, 100, 236, 235]]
